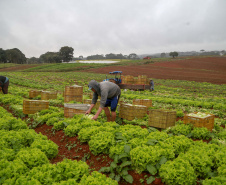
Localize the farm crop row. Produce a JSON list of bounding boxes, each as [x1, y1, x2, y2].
[[0, 72, 225, 185]]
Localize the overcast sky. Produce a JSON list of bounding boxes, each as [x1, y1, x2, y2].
[[0, 0, 225, 58]]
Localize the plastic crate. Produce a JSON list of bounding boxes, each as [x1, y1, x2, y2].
[[41, 91, 57, 100], [65, 85, 83, 96], [119, 103, 147, 121], [133, 99, 152, 107], [29, 90, 42, 98], [148, 109, 176, 129], [23, 100, 49, 114], [64, 95, 83, 103], [183, 112, 215, 131], [64, 104, 90, 118], [123, 75, 134, 84]]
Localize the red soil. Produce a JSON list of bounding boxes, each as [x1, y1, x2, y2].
[[0, 64, 40, 72], [81, 57, 226, 84], [34, 123, 164, 185]]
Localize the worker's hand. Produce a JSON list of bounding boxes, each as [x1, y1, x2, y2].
[[92, 114, 98, 120], [85, 110, 91, 115]]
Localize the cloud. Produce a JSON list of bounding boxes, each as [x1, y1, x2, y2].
[[0, 0, 225, 58]]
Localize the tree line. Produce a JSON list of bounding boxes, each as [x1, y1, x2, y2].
[[3, 45, 222, 64], [0, 46, 74, 64], [0, 46, 142, 64], [86, 53, 139, 60]]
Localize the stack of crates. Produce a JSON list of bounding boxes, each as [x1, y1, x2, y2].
[[64, 85, 83, 103], [64, 104, 90, 118], [133, 99, 152, 108], [29, 90, 42, 98], [23, 100, 49, 114], [123, 75, 134, 84], [119, 103, 147, 121], [183, 112, 215, 131], [41, 91, 58, 100], [136, 75, 149, 85], [148, 109, 176, 129]]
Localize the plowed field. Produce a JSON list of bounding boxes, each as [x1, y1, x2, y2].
[[82, 57, 226, 84]]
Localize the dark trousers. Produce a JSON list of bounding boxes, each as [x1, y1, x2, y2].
[[2, 80, 9, 94]]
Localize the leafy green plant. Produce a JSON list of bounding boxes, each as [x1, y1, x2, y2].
[[15, 148, 49, 169], [165, 124, 193, 136], [80, 171, 118, 185], [178, 148, 213, 178], [190, 127, 211, 140], [130, 145, 174, 173], [99, 145, 133, 183], [159, 158, 196, 185], [30, 139, 58, 159], [89, 131, 116, 155], [202, 176, 226, 185]]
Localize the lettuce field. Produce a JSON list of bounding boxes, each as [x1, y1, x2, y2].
[[0, 56, 226, 185]]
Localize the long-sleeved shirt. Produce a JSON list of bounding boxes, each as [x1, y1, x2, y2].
[[89, 80, 121, 108]]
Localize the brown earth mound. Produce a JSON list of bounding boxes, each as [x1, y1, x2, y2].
[[81, 57, 226, 84]]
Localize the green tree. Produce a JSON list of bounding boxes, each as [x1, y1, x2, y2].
[[87, 54, 105, 60], [169, 51, 179, 58], [5, 48, 26, 64], [0, 48, 7, 63], [27, 57, 40, 64], [128, 53, 139, 59], [160, 53, 166, 58], [59, 46, 74, 62], [40, 52, 61, 63]]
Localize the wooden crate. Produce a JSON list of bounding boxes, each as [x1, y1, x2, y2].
[[123, 75, 134, 84], [138, 75, 147, 79], [148, 109, 176, 129], [64, 104, 90, 118], [83, 99, 100, 109], [29, 90, 42, 98], [183, 112, 215, 131], [41, 91, 57, 100], [64, 95, 83, 103], [23, 100, 49, 114], [137, 75, 149, 84], [119, 103, 147, 121], [133, 99, 152, 107], [65, 85, 83, 96]]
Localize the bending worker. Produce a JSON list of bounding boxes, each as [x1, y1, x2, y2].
[[0, 76, 9, 94], [85, 80, 121, 122]]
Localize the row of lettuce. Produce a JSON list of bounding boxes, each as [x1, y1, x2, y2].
[[1, 83, 226, 121], [1, 95, 226, 184], [0, 75, 225, 185], [3, 71, 226, 98], [30, 109, 226, 185], [0, 106, 118, 185]]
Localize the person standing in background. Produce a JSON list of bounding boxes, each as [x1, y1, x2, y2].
[[0, 76, 9, 94], [150, 79, 154, 91]]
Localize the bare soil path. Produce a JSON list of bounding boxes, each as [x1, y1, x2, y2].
[[81, 57, 226, 84]]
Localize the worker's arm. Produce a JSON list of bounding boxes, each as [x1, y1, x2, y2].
[[92, 107, 103, 120], [85, 104, 95, 114]]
